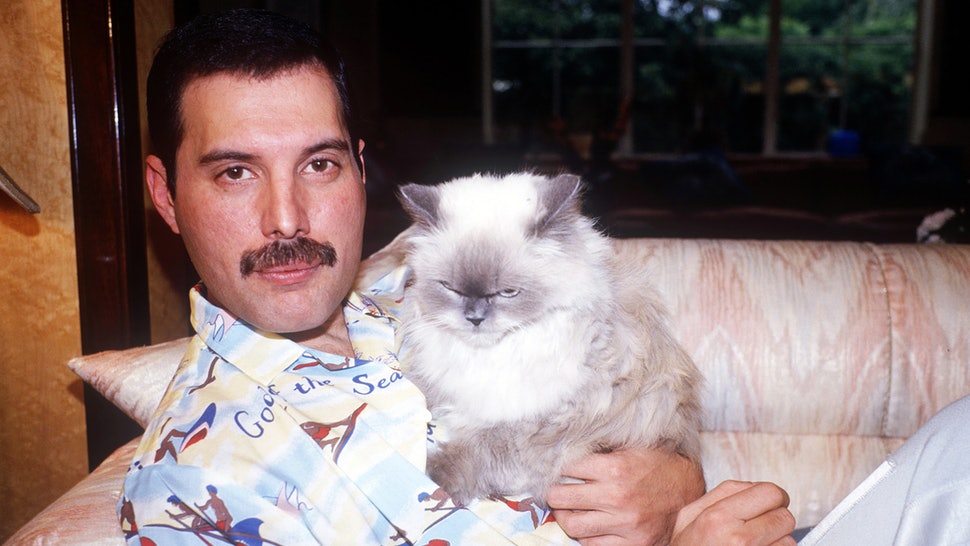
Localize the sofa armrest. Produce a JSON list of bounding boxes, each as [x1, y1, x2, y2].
[[7, 439, 135, 545]]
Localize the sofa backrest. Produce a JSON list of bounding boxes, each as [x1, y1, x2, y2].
[[613, 239, 970, 439], [612, 239, 970, 526]]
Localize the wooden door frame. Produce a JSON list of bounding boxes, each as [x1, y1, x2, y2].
[[61, 0, 150, 469]]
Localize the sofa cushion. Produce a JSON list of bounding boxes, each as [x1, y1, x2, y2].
[[67, 337, 190, 428]]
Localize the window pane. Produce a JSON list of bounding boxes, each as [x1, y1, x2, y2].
[[777, 0, 916, 151], [708, 43, 768, 153], [775, 43, 842, 151], [492, 47, 554, 147], [628, 0, 780, 154], [632, 46, 680, 153], [490, 0, 916, 155], [845, 40, 914, 149]]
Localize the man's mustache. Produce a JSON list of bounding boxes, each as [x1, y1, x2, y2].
[[239, 237, 337, 277]]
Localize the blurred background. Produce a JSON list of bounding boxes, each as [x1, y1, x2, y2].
[[180, 0, 969, 251]]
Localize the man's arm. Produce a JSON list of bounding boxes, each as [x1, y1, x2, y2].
[[546, 447, 705, 545]]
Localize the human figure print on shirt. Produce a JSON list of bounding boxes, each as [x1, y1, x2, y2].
[[120, 479, 275, 546], [159, 488, 272, 546], [348, 292, 399, 323], [490, 494, 548, 528], [417, 486, 478, 537], [397, 172, 703, 507], [197, 485, 233, 531], [299, 402, 367, 461], [418, 487, 454, 512], [119, 497, 137, 535], [153, 403, 216, 463]]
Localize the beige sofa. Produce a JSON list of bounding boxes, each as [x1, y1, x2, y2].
[[10, 237, 970, 544]]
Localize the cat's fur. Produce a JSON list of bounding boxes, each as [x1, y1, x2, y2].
[[396, 172, 701, 507]]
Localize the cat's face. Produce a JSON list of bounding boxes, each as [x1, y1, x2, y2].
[[408, 233, 560, 344], [399, 172, 599, 346]]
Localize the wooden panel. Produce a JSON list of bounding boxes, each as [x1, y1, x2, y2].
[[62, 0, 152, 467]]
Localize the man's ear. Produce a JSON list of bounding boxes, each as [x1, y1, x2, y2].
[[145, 155, 180, 234]]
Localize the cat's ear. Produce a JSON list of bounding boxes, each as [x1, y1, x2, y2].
[[397, 183, 441, 228], [535, 173, 584, 236]]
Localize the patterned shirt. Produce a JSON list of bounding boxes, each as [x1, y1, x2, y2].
[[119, 266, 574, 545]]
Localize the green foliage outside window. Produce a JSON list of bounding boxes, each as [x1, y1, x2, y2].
[[491, 0, 915, 154]]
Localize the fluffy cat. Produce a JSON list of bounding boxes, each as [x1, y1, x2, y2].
[[396, 172, 701, 507]]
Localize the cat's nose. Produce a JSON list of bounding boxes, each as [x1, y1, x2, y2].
[[464, 298, 489, 326]]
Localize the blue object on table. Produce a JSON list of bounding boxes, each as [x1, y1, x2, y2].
[[827, 129, 860, 158]]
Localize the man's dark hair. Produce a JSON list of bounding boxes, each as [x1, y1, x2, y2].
[[146, 9, 359, 194]]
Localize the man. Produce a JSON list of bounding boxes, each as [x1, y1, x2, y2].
[[122, 9, 795, 545]]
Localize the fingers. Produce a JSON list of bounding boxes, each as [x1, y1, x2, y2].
[[547, 478, 609, 513], [547, 452, 635, 512], [672, 481, 796, 546], [550, 447, 705, 514], [681, 480, 790, 523], [744, 506, 798, 546], [674, 480, 755, 534], [554, 507, 671, 546], [769, 535, 799, 546], [731, 482, 791, 521], [575, 536, 645, 546], [553, 508, 621, 540]]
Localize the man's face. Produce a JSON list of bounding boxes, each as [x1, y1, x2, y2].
[[147, 66, 366, 345]]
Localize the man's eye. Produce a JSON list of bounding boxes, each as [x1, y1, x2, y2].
[[304, 159, 335, 174], [220, 166, 254, 181]]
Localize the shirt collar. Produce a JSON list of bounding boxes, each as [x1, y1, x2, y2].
[[187, 265, 410, 384], [188, 286, 307, 384]]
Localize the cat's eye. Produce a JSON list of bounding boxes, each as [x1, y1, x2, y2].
[[497, 288, 519, 298], [439, 281, 459, 294]]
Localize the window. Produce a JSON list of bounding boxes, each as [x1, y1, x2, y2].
[[485, 0, 916, 157]]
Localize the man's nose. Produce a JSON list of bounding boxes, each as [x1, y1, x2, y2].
[[261, 177, 309, 239]]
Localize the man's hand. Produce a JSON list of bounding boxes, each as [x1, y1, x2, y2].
[[672, 480, 797, 546], [546, 447, 706, 545]]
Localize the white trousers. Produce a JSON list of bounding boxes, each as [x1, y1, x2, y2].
[[800, 394, 970, 545]]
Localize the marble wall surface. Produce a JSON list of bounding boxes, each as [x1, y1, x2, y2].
[[0, 2, 86, 540]]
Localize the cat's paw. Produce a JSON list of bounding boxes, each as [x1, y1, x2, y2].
[[426, 451, 481, 507], [426, 466, 470, 506]]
